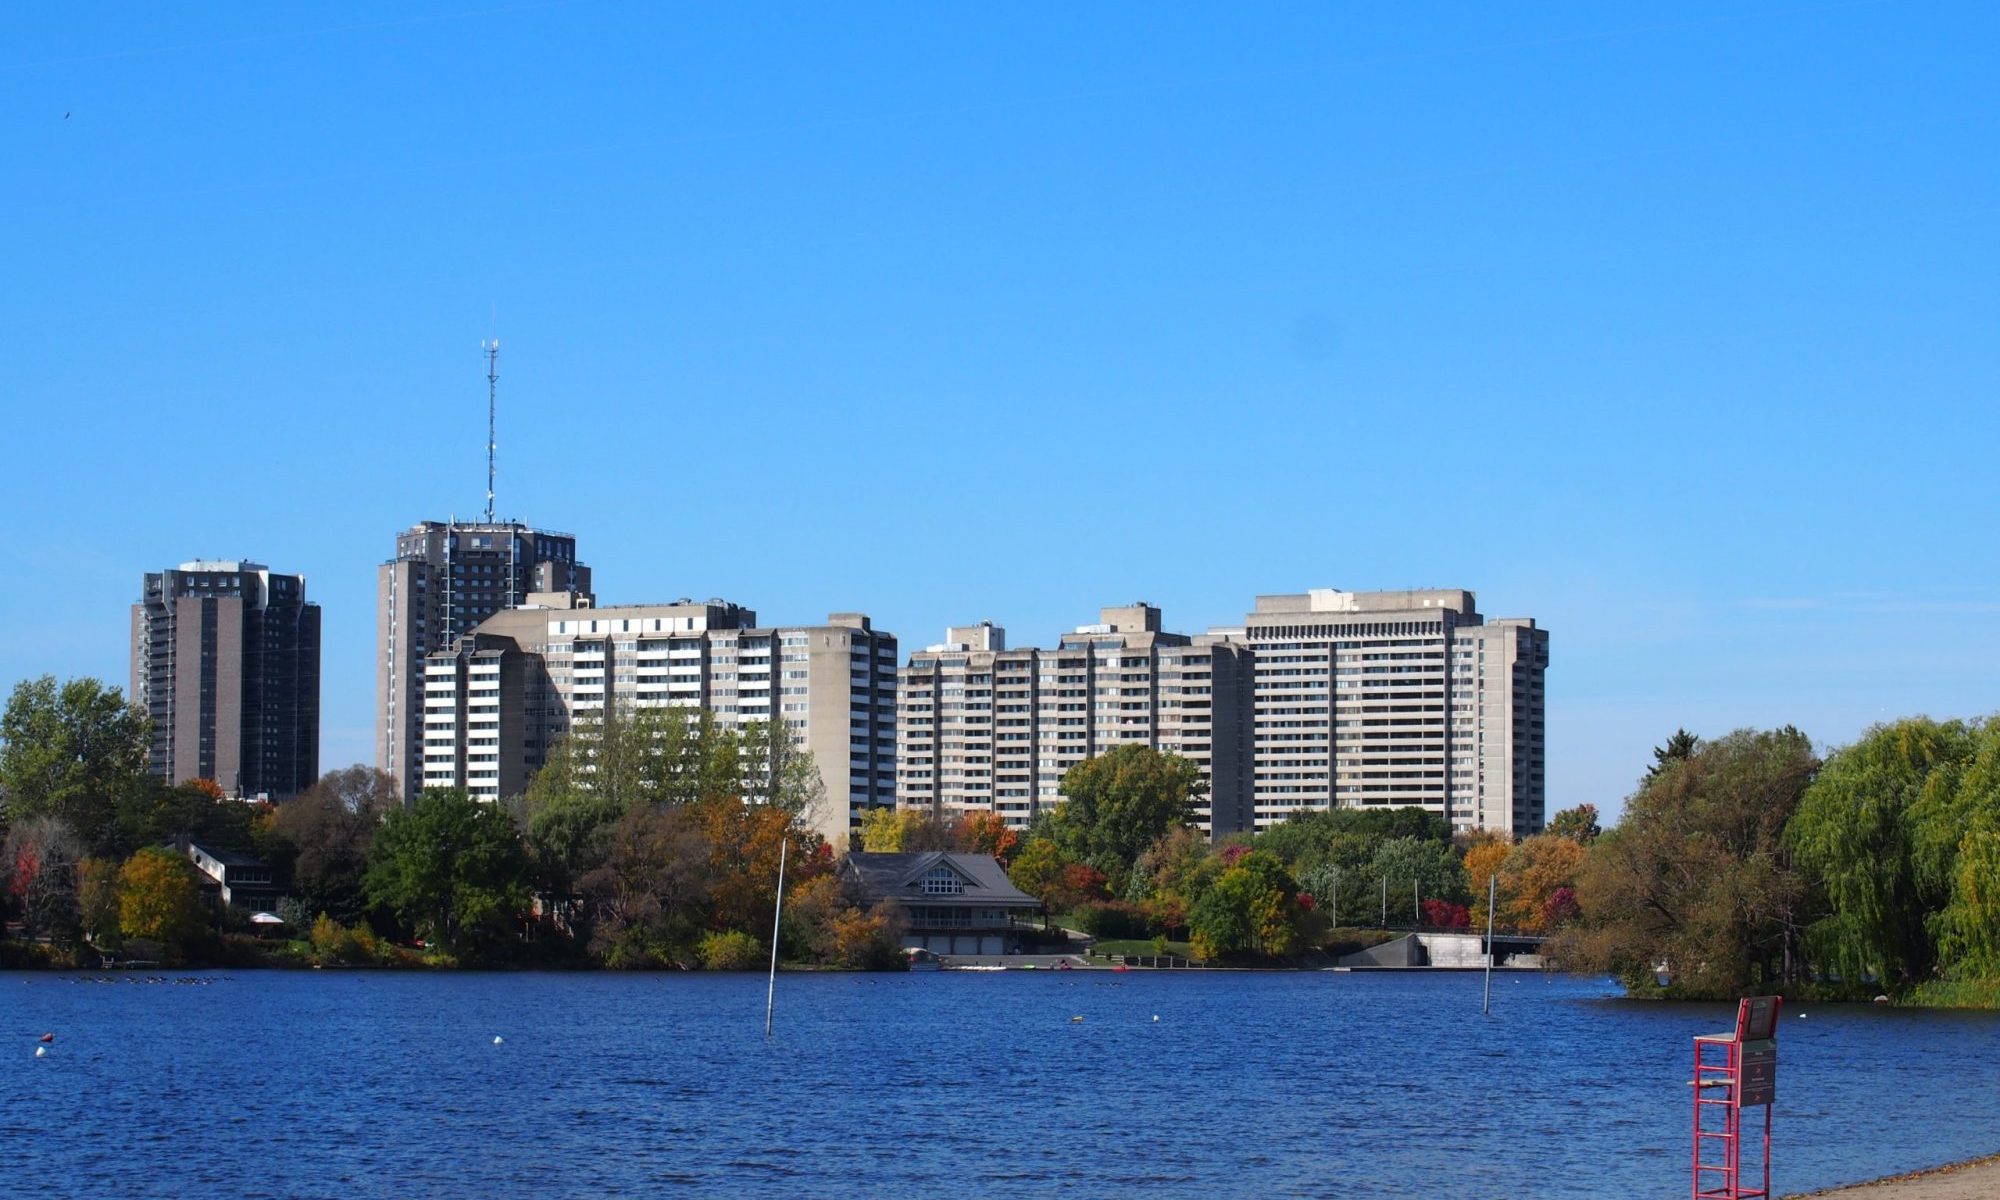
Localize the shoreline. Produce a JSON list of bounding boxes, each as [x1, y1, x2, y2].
[[1788, 1152, 2000, 1199]]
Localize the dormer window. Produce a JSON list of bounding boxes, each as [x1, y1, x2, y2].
[[921, 866, 964, 896]]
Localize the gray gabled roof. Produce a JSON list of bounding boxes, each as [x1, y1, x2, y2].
[[185, 842, 266, 868], [842, 851, 1040, 909]]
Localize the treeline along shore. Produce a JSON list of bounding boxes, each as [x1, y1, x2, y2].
[[4, 674, 2000, 1004]]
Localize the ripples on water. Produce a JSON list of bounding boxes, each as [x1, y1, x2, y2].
[[6, 969, 2000, 1198]]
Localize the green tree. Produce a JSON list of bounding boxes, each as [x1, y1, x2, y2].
[[1937, 825, 2000, 980], [1785, 718, 1975, 990], [1555, 727, 1818, 998], [580, 802, 714, 967], [113, 777, 260, 859], [853, 807, 958, 853], [116, 847, 208, 956], [1367, 836, 1468, 915], [1189, 850, 1302, 960], [77, 857, 120, 947], [523, 788, 623, 936], [1007, 836, 1068, 910], [736, 719, 828, 819], [1911, 719, 2000, 982], [855, 805, 906, 853], [1139, 826, 1219, 906], [1646, 728, 1702, 780], [1050, 745, 1203, 883], [264, 766, 397, 925], [0, 676, 151, 849], [364, 788, 530, 955], [1546, 804, 1603, 845], [521, 710, 824, 945], [698, 929, 764, 970], [525, 708, 825, 817], [1253, 806, 1452, 878]]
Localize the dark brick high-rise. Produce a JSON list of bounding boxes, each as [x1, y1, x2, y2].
[[131, 561, 321, 799]]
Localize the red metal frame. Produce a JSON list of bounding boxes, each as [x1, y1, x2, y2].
[[1691, 997, 1780, 1200]]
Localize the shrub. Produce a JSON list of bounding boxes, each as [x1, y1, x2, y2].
[[1542, 887, 1580, 927], [1072, 900, 1150, 939], [1047, 863, 1110, 911], [831, 902, 906, 970], [1421, 899, 1471, 929], [309, 913, 380, 965], [698, 929, 764, 971]]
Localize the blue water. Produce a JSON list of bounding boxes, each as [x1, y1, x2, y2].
[[5, 970, 1999, 1198]]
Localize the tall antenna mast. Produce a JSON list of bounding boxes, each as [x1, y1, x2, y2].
[[482, 338, 500, 523]]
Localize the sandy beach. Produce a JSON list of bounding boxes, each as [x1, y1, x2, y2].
[[1787, 1153, 2000, 1199]]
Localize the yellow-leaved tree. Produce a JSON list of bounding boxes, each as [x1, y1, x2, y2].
[[117, 847, 207, 958]]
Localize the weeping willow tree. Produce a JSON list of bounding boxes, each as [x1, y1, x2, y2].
[[1784, 717, 1976, 991], [1912, 720, 2000, 984]]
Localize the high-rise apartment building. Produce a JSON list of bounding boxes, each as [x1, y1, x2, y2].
[[377, 520, 590, 799], [896, 604, 1253, 836], [1240, 588, 1548, 835], [131, 560, 321, 799], [418, 593, 898, 848]]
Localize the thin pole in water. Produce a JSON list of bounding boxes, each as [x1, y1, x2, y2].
[[765, 838, 787, 1038], [1482, 873, 1496, 1015]]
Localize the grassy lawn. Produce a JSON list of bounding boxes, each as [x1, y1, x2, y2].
[[1322, 927, 1402, 957], [1089, 938, 1192, 959]]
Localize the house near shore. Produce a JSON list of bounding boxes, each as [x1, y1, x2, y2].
[[840, 851, 1041, 956], [185, 842, 282, 910]]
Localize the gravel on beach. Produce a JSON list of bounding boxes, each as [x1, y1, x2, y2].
[[1787, 1153, 2000, 1199]]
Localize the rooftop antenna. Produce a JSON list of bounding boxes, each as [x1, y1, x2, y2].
[[482, 337, 500, 523]]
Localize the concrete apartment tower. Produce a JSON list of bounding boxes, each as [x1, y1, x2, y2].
[[1239, 588, 1548, 835], [131, 560, 321, 799], [376, 521, 591, 800], [418, 593, 899, 848], [897, 604, 1254, 837]]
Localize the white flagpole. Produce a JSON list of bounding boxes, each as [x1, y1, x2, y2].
[[1483, 873, 1496, 1015], [765, 838, 787, 1037]]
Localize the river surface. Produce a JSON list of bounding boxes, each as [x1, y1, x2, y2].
[[4, 969, 1999, 1198]]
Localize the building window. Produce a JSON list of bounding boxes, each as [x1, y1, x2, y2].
[[921, 866, 963, 896]]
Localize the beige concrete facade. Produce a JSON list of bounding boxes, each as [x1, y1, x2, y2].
[[1241, 588, 1547, 835], [418, 593, 897, 848], [896, 604, 1253, 837]]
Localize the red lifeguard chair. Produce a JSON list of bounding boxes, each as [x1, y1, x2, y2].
[[1691, 995, 1782, 1199]]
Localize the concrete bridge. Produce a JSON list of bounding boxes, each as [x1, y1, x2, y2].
[[1337, 931, 1547, 969]]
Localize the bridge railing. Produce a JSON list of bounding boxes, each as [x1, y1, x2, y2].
[[1369, 921, 1547, 940]]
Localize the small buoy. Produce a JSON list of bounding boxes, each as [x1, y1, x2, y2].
[[1873, 994, 1891, 1005], [38, 1033, 54, 1044], [1798, 1013, 1808, 1019], [1152, 1015, 1160, 1022], [1070, 1016, 1083, 1023], [492, 1036, 504, 1044], [34, 1046, 47, 1058]]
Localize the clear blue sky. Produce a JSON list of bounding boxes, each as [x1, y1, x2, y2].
[[4, 2, 1996, 823]]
